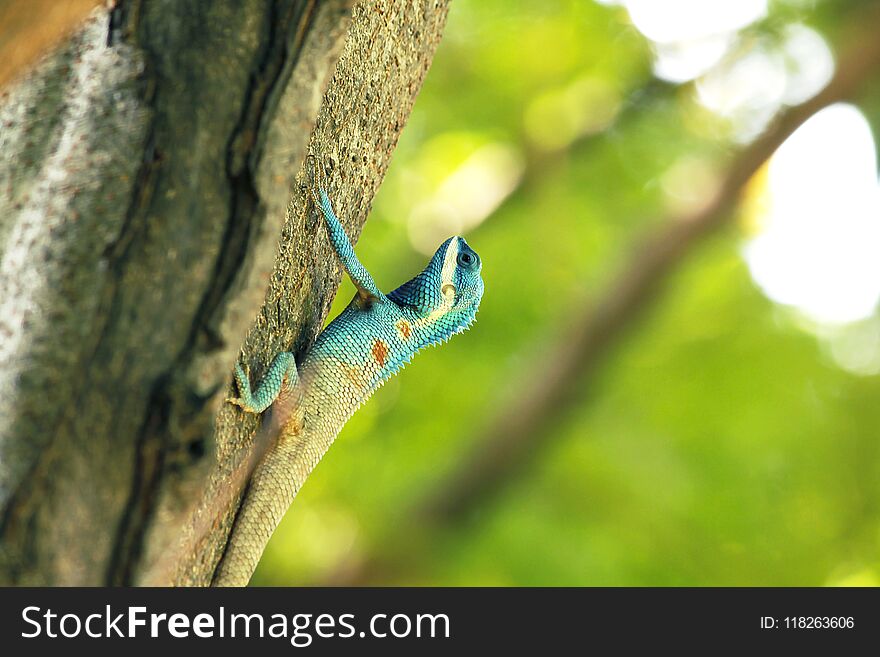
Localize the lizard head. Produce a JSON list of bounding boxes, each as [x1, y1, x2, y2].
[[388, 236, 484, 341]]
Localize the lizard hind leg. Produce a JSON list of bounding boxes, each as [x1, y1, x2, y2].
[[227, 352, 299, 414]]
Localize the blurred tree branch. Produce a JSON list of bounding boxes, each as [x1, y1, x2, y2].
[[326, 2, 880, 585]]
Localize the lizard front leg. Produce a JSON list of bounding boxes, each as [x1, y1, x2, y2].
[[313, 186, 388, 303]]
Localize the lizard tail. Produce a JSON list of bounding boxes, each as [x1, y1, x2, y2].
[[212, 402, 330, 586], [212, 355, 352, 586], [212, 426, 304, 586]]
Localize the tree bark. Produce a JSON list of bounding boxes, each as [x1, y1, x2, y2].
[[0, 0, 450, 586]]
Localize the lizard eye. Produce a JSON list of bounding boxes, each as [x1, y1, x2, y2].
[[457, 252, 476, 268]]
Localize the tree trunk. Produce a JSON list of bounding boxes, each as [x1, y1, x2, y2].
[[0, 0, 450, 586]]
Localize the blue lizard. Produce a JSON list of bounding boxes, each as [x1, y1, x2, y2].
[[214, 186, 484, 585]]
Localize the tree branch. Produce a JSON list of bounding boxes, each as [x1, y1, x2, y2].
[[162, 0, 452, 587], [0, 0, 450, 586]]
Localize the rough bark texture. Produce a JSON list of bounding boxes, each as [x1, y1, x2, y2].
[[0, 0, 449, 586]]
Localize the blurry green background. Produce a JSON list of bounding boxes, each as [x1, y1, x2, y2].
[[254, 0, 880, 586]]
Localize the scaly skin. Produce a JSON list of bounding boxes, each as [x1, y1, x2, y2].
[[213, 187, 484, 586]]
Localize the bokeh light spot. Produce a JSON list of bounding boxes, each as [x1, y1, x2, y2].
[[743, 103, 880, 371]]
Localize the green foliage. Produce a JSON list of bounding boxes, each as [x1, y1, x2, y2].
[[252, 0, 880, 586]]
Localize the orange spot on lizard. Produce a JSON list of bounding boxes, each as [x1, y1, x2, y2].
[[395, 319, 412, 340], [371, 339, 389, 367]]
